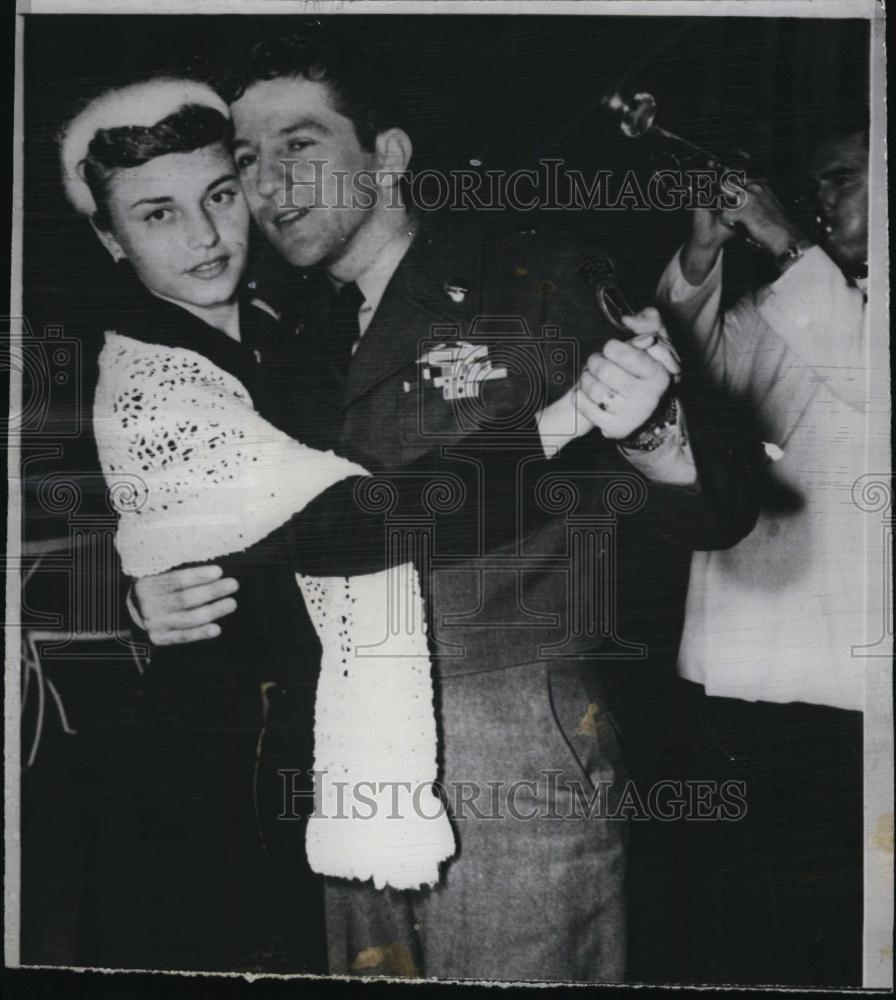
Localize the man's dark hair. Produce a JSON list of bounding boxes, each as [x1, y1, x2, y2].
[[80, 103, 233, 230], [216, 27, 401, 151], [808, 103, 871, 150]]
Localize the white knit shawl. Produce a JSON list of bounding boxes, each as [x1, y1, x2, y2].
[[94, 331, 456, 890]]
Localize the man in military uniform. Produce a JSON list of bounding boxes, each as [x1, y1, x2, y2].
[[130, 29, 755, 981]]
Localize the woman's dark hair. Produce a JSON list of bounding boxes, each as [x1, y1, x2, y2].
[[82, 103, 233, 230], [216, 28, 401, 151]]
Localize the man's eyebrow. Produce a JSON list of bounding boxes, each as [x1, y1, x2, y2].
[[204, 172, 239, 193], [129, 194, 172, 209], [819, 165, 855, 178], [233, 119, 330, 148], [279, 118, 331, 137]]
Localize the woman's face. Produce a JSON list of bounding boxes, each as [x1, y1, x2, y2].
[[100, 142, 249, 309]]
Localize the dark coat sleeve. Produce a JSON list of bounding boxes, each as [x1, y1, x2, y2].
[[273, 420, 547, 577], [277, 398, 756, 581], [597, 391, 759, 556]]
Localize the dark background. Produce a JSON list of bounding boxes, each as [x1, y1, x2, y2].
[[21, 12, 870, 540], [11, 10, 872, 990]]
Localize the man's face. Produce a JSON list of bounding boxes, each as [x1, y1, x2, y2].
[[230, 76, 380, 271], [808, 131, 869, 274]]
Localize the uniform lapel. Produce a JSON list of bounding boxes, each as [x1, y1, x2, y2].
[[343, 228, 481, 410]]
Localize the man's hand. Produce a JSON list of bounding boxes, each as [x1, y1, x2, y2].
[[618, 308, 681, 382], [575, 334, 673, 440], [132, 565, 239, 646], [693, 205, 740, 250], [719, 178, 808, 256], [681, 181, 809, 286], [680, 207, 737, 286], [537, 308, 679, 450]]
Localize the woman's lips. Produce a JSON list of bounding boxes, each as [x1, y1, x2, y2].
[[188, 256, 229, 279]]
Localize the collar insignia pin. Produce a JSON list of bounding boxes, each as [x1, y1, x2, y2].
[[444, 280, 469, 304]]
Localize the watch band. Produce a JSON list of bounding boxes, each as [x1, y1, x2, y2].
[[619, 392, 680, 452]]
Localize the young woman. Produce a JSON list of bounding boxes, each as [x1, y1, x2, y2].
[[59, 77, 576, 974]]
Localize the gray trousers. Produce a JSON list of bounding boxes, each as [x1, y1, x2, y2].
[[324, 660, 628, 982]]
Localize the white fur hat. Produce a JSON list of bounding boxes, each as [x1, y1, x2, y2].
[[59, 77, 230, 216]]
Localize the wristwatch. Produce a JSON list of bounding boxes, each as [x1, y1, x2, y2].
[[619, 392, 681, 452]]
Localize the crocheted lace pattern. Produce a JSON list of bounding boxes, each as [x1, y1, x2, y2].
[[94, 331, 455, 889]]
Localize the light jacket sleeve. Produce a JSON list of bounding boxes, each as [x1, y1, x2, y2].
[[656, 244, 870, 412], [752, 246, 868, 412]]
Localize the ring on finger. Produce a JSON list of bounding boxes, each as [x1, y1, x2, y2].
[[597, 387, 617, 412]]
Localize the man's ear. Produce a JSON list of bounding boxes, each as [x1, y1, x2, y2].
[[89, 218, 127, 263], [374, 128, 413, 190]]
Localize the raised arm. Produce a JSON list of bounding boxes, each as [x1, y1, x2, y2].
[[658, 189, 869, 411]]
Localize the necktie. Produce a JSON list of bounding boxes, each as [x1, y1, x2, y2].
[[327, 281, 365, 378]]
